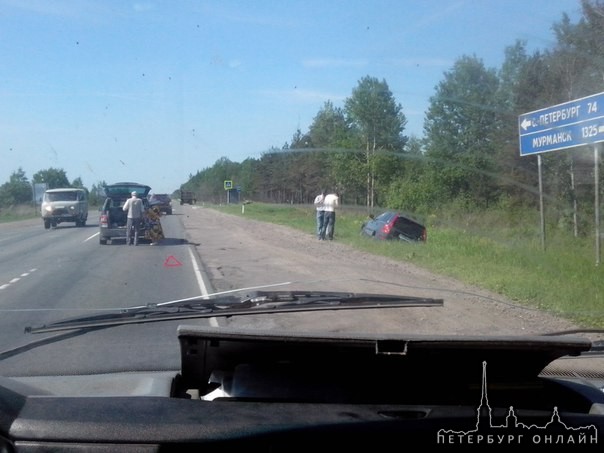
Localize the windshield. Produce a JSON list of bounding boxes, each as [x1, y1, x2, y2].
[[2, 0, 601, 343], [43, 191, 80, 202], [1, 2, 603, 447]]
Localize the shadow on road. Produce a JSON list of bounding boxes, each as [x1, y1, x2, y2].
[[99, 237, 200, 246]]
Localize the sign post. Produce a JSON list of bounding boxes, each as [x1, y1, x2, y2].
[[519, 91, 604, 263], [224, 180, 233, 204], [33, 183, 48, 215], [595, 144, 601, 266]]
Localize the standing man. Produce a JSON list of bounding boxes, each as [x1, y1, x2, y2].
[[313, 189, 326, 240], [321, 191, 339, 240], [123, 191, 144, 245]]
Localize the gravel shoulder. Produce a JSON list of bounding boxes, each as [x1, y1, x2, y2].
[[178, 205, 584, 337]]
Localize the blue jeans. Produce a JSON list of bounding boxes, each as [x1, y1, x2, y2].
[[323, 211, 335, 240], [316, 210, 325, 238]]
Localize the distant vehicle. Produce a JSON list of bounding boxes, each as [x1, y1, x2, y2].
[[360, 211, 427, 243], [149, 193, 172, 215], [98, 182, 151, 245], [40, 188, 88, 229], [180, 190, 196, 205]]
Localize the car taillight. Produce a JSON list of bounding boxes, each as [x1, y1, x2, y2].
[[382, 219, 395, 235], [100, 213, 108, 227]]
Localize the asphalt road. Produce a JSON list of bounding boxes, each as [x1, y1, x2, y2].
[[0, 204, 584, 376], [0, 209, 209, 366]]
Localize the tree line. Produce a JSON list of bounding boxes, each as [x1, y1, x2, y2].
[[182, 1, 604, 232], [0, 167, 107, 207], [3, 1, 604, 236]]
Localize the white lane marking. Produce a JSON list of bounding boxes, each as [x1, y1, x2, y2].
[[186, 247, 218, 327], [0, 268, 37, 291], [85, 232, 99, 242], [187, 247, 209, 296]]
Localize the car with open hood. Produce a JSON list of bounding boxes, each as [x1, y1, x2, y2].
[[98, 182, 151, 245], [1, 1, 603, 451]]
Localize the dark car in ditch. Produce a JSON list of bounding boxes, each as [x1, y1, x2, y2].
[[360, 210, 427, 243], [98, 182, 151, 245]]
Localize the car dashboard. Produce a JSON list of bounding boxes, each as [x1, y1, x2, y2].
[[1, 325, 603, 452]]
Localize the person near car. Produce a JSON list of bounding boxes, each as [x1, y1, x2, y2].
[[313, 189, 326, 240], [320, 191, 339, 240], [123, 191, 144, 245], [144, 205, 165, 245]]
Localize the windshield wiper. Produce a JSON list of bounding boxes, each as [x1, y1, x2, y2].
[[25, 291, 443, 334], [539, 328, 604, 353]]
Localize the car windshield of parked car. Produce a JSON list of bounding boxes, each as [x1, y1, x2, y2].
[[1, 1, 603, 450]]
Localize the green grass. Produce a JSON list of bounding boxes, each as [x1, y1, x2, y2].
[[212, 202, 604, 329], [0, 205, 38, 223]]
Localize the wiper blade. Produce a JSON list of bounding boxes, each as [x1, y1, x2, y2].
[[540, 328, 604, 354], [25, 291, 443, 334]]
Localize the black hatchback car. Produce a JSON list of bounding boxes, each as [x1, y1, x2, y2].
[[98, 182, 151, 245], [360, 211, 427, 243]]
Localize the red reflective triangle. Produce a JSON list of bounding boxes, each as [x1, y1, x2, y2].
[[164, 256, 182, 267]]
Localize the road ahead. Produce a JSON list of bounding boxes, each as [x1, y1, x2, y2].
[[0, 203, 586, 376], [0, 210, 208, 353], [0, 204, 583, 361]]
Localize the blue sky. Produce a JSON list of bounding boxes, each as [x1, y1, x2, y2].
[[0, 0, 583, 194]]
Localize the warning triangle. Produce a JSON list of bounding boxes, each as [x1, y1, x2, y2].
[[164, 256, 182, 267]]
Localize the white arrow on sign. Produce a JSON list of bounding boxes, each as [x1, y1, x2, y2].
[[520, 118, 533, 131]]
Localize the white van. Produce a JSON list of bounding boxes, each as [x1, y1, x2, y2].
[[41, 188, 89, 229]]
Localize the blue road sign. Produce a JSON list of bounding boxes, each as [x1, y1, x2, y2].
[[518, 91, 604, 156]]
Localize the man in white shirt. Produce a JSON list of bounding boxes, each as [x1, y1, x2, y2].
[[313, 190, 326, 240], [321, 192, 339, 240], [123, 191, 144, 245]]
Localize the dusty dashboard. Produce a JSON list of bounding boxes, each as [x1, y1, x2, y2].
[[0, 325, 603, 452]]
